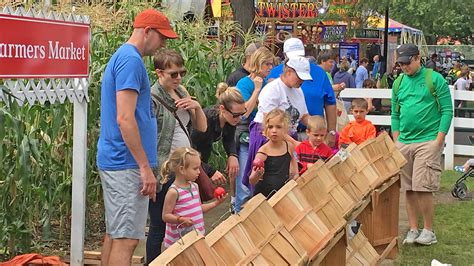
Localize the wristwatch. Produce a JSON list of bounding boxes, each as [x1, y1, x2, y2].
[[328, 130, 336, 136]]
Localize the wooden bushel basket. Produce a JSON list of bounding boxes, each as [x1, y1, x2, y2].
[[326, 150, 372, 202], [205, 215, 269, 264], [346, 230, 380, 266], [296, 161, 353, 232], [238, 194, 308, 265], [358, 138, 393, 183], [268, 180, 333, 260], [151, 229, 224, 266], [376, 132, 407, 170], [345, 143, 384, 189]]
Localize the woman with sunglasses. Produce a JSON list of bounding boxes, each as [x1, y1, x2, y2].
[[146, 49, 207, 264], [232, 47, 274, 213], [191, 83, 246, 204]]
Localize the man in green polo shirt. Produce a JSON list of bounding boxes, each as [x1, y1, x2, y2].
[[391, 44, 453, 246]]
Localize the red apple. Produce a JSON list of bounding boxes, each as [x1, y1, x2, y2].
[[214, 187, 226, 199], [252, 158, 265, 170]]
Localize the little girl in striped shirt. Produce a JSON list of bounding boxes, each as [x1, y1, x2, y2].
[[161, 147, 227, 249]]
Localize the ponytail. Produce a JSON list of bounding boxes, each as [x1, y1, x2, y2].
[[160, 160, 172, 184], [216, 85, 244, 110]]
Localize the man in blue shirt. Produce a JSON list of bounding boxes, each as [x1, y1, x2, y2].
[[355, 57, 369, 88], [372, 55, 380, 79], [266, 38, 337, 147], [96, 9, 177, 265]]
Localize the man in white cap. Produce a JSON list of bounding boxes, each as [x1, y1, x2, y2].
[[266, 38, 337, 147], [242, 56, 312, 190]]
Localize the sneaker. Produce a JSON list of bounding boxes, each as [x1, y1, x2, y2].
[[346, 220, 361, 240], [229, 203, 236, 215], [403, 229, 420, 244], [415, 229, 437, 245]]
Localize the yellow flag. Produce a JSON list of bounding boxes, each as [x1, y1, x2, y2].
[[211, 0, 222, 17]]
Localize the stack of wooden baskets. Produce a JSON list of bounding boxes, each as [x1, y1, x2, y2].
[[151, 132, 407, 265]]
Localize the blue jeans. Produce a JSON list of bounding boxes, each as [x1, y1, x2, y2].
[[145, 176, 174, 265], [234, 143, 251, 213]]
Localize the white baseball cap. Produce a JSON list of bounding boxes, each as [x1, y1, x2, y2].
[[286, 57, 312, 80], [283, 38, 305, 58]]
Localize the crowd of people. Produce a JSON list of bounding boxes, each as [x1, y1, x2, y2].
[[95, 9, 456, 265]]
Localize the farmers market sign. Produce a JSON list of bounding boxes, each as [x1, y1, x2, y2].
[[0, 14, 90, 78], [256, 0, 320, 18]]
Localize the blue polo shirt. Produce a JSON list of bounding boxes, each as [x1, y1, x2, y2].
[[266, 62, 335, 116]]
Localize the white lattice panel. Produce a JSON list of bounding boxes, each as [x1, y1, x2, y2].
[[0, 6, 90, 106]]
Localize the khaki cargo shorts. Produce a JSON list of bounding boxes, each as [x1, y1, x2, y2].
[[396, 140, 443, 192]]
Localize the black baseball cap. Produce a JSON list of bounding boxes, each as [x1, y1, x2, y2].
[[396, 44, 419, 64]]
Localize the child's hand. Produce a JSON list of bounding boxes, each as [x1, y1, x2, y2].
[[215, 193, 228, 205], [255, 168, 265, 179], [249, 168, 265, 185], [178, 216, 194, 227]]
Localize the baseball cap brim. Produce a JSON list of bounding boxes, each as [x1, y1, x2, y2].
[[157, 28, 178, 39], [296, 71, 312, 81], [286, 50, 305, 59], [396, 56, 411, 64]]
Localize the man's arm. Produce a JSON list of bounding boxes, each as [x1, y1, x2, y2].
[[391, 84, 400, 141], [324, 104, 337, 147], [117, 89, 156, 201], [435, 76, 454, 146]]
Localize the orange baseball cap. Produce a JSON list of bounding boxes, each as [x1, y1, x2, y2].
[[133, 9, 178, 39]]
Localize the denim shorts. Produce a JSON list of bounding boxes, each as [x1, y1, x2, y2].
[[100, 169, 149, 239]]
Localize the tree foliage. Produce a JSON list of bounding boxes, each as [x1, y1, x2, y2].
[[353, 0, 473, 44]]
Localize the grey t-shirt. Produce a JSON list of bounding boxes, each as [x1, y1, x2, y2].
[[170, 108, 191, 154]]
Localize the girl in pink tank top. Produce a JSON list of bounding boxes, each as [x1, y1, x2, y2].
[[161, 147, 227, 249]]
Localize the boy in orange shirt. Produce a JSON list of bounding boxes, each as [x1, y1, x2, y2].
[[339, 98, 376, 148], [296, 116, 334, 174]]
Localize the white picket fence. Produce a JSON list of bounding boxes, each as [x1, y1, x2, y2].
[[339, 87, 474, 170]]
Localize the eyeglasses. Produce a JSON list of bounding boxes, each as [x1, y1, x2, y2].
[[399, 56, 414, 66], [159, 69, 187, 79], [224, 105, 247, 118]]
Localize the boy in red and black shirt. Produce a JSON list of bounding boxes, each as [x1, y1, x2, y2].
[[296, 115, 334, 174]]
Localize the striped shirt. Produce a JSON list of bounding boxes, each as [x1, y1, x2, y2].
[[163, 182, 205, 248]]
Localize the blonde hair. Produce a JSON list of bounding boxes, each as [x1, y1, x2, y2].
[[351, 98, 369, 110], [307, 115, 327, 132], [248, 47, 274, 74], [262, 109, 289, 137], [160, 147, 200, 184], [339, 60, 350, 72], [215, 83, 245, 110]]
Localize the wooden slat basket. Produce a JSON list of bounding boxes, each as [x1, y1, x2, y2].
[[345, 143, 385, 189], [358, 138, 393, 184], [150, 229, 224, 266], [237, 194, 308, 265], [326, 150, 372, 203], [205, 215, 268, 265], [267, 180, 333, 260], [346, 230, 380, 266], [376, 132, 408, 170], [296, 160, 354, 233]]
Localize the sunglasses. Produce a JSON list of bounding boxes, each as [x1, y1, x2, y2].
[[224, 105, 247, 118], [159, 69, 187, 79]]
